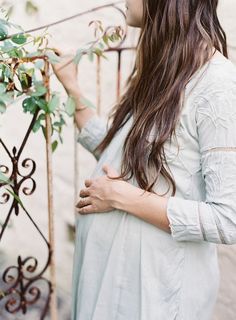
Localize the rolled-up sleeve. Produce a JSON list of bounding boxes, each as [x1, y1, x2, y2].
[[77, 113, 108, 161], [166, 88, 236, 244]]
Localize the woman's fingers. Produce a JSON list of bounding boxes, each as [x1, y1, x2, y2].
[[48, 46, 79, 94], [51, 47, 72, 57], [76, 196, 91, 208], [51, 47, 62, 56], [84, 179, 92, 187], [49, 48, 74, 66], [79, 188, 90, 198], [77, 205, 94, 215]]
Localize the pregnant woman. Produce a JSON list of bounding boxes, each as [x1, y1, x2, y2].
[[52, 0, 236, 319]]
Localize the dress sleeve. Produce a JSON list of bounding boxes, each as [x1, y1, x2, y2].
[[166, 87, 236, 244], [77, 113, 108, 161]]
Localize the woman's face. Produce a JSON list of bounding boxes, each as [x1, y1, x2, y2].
[[125, 0, 144, 28]]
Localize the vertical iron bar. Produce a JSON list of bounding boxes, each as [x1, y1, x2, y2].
[[96, 55, 101, 115], [74, 125, 79, 214], [43, 60, 58, 320], [116, 50, 122, 101]]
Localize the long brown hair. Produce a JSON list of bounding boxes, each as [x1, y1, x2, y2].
[[94, 0, 228, 196]]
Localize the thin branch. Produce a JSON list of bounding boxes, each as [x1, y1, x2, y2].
[[5, 1, 125, 39]]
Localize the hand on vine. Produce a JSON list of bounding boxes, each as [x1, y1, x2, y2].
[[50, 48, 80, 97]]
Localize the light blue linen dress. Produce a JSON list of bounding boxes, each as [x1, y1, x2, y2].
[[71, 50, 236, 320]]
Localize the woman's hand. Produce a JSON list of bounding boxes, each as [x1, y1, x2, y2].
[[75, 164, 125, 215], [75, 163, 171, 233], [50, 48, 79, 96]]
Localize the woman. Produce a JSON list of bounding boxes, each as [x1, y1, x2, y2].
[[52, 0, 236, 319]]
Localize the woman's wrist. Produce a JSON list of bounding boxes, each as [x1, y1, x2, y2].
[[111, 181, 144, 213], [75, 105, 88, 112], [65, 85, 80, 98]]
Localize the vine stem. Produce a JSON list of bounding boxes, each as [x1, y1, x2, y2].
[[43, 60, 58, 320], [5, 1, 124, 39]]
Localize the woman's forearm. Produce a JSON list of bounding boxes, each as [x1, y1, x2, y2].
[[68, 86, 96, 132], [112, 181, 171, 233], [51, 52, 96, 130]]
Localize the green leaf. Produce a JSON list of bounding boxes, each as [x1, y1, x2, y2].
[[35, 98, 48, 112], [45, 50, 61, 64], [32, 119, 41, 132], [102, 34, 109, 46], [53, 121, 62, 128], [26, 68, 34, 77], [48, 94, 60, 113], [25, 50, 43, 58], [0, 91, 14, 104], [0, 171, 12, 185], [6, 188, 24, 209], [64, 96, 76, 116], [22, 97, 37, 114], [93, 48, 103, 56], [53, 121, 60, 127], [0, 40, 14, 53], [0, 63, 12, 80], [0, 100, 6, 113], [53, 115, 66, 128], [87, 50, 94, 62], [73, 49, 83, 65], [59, 134, 63, 144], [1, 18, 24, 32], [34, 59, 44, 70], [41, 125, 46, 139], [19, 72, 32, 90], [98, 42, 105, 50], [37, 113, 46, 121], [25, 0, 38, 15], [0, 24, 8, 41], [79, 96, 96, 109], [93, 48, 107, 60], [30, 85, 47, 97], [22, 96, 47, 113], [11, 33, 27, 45], [8, 48, 24, 58], [0, 83, 6, 94], [51, 140, 58, 152], [0, 19, 9, 26]]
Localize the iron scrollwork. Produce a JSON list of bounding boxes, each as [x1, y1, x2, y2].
[[0, 110, 53, 319]]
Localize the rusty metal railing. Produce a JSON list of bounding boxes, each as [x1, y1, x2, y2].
[[0, 2, 136, 319], [0, 57, 56, 320]]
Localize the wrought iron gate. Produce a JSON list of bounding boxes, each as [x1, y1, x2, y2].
[[0, 2, 136, 319]]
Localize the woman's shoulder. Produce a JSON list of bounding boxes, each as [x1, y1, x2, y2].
[[206, 51, 236, 86], [182, 51, 236, 136], [190, 52, 236, 130], [188, 50, 236, 101]]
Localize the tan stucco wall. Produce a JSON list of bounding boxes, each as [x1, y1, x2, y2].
[[213, 2, 236, 319], [0, 1, 236, 319]]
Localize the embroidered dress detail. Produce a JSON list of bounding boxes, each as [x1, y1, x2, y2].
[[202, 146, 236, 154], [72, 50, 236, 320]]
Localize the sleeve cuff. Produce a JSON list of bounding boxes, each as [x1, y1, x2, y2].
[[77, 114, 107, 160], [166, 196, 203, 242]]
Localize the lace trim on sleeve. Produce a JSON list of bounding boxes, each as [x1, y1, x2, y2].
[[202, 147, 236, 154]]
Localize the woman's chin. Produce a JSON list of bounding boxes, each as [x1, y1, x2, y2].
[[126, 16, 141, 28]]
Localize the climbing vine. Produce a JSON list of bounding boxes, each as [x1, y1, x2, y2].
[[1, 0, 38, 17], [0, 8, 124, 185]]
